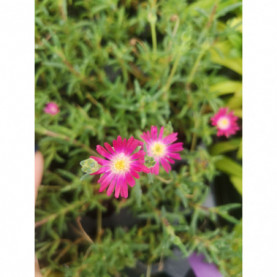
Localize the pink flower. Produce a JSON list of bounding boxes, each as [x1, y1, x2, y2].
[[44, 102, 59, 115], [211, 108, 240, 137], [140, 126, 184, 175], [90, 136, 150, 198]]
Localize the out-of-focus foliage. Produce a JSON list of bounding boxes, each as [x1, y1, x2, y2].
[[35, 0, 242, 276]]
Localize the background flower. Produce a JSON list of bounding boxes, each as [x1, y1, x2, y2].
[[44, 102, 59, 115], [211, 107, 240, 137]]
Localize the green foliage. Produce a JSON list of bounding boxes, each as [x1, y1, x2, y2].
[[35, 0, 242, 276]]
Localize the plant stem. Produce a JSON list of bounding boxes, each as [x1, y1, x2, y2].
[[190, 131, 198, 152], [76, 216, 93, 243], [35, 200, 86, 227], [186, 44, 208, 90], [148, 1, 157, 54], [55, 49, 95, 88], [163, 50, 182, 100], [167, 15, 180, 51], [150, 21, 157, 53], [186, 4, 217, 90], [36, 126, 97, 156], [146, 264, 152, 277]]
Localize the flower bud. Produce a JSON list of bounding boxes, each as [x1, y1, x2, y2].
[[148, 12, 157, 23], [80, 158, 100, 174], [145, 155, 156, 168]]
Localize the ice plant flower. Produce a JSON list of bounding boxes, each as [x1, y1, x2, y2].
[[211, 108, 239, 138], [90, 136, 150, 198], [44, 102, 59, 115], [141, 126, 184, 175]]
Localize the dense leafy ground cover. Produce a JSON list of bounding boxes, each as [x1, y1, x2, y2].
[[35, 0, 242, 276]]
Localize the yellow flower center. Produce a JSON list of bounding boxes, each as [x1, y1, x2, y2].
[[217, 117, 230, 130], [114, 160, 126, 171], [111, 153, 130, 174], [151, 142, 166, 157]]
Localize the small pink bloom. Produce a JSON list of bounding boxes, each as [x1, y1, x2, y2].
[[90, 136, 150, 198], [141, 126, 184, 175], [44, 102, 59, 115], [211, 107, 240, 138]]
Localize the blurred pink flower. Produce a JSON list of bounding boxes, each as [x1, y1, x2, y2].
[[44, 102, 59, 115], [90, 136, 150, 198], [211, 107, 239, 137], [141, 126, 184, 175]]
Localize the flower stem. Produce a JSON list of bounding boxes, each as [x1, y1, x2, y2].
[[150, 20, 157, 53], [162, 50, 182, 100], [186, 43, 209, 90], [190, 132, 198, 152]]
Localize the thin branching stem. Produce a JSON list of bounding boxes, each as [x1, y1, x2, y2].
[[35, 200, 86, 227], [36, 126, 97, 156]]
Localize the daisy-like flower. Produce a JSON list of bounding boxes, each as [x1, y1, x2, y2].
[[44, 102, 59, 115], [90, 136, 150, 198], [211, 107, 240, 138], [141, 126, 184, 175]]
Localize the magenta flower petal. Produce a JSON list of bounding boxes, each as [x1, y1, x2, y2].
[[132, 152, 144, 160], [165, 156, 175, 164], [141, 133, 150, 143], [104, 142, 114, 154], [89, 156, 109, 166], [126, 173, 136, 187], [93, 137, 148, 198], [107, 176, 117, 196], [140, 165, 151, 173], [160, 158, 171, 173], [151, 162, 160, 175], [96, 145, 112, 159], [97, 173, 110, 184], [130, 170, 140, 179], [168, 142, 184, 152], [92, 166, 110, 175], [121, 184, 128, 198], [116, 136, 123, 150], [159, 126, 164, 139], [44, 102, 59, 115], [167, 152, 182, 160], [211, 107, 240, 138], [141, 126, 184, 175], [99, 174, 114, 192], [163, 133, 178, 144], [151, 126, 158, 140]]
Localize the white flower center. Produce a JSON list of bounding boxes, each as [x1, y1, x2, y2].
[[111, 153, 131, 174], [217, 117, 230, 130], [150, 141, 166, 157]]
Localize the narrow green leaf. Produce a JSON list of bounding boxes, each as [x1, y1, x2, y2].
[[215, 156, 242, 178], [230, 175, 242, 195], [210, 139, 241, 155]]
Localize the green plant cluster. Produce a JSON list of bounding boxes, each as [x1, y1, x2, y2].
[[35, 0, 242, 276]]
